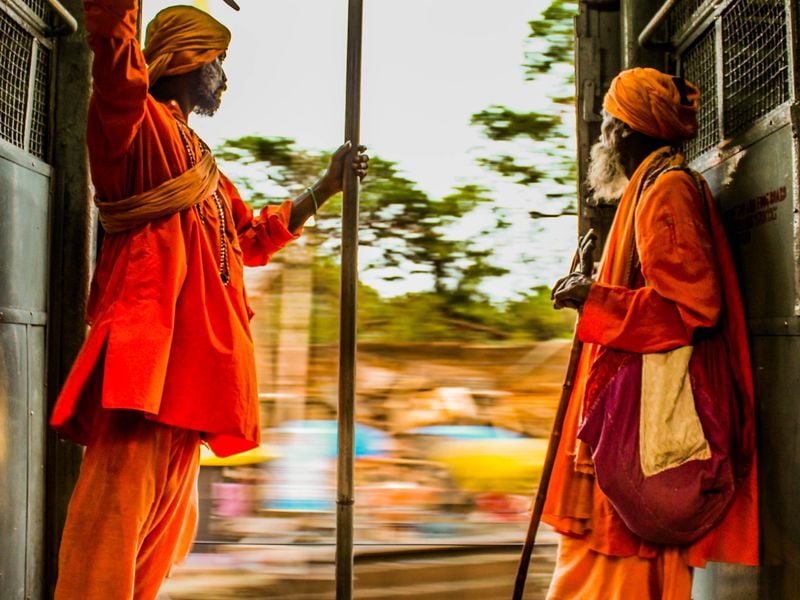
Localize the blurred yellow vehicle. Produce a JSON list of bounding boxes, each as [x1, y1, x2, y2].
[[424, 437, 548, 494], [199, 443, 276, 467]]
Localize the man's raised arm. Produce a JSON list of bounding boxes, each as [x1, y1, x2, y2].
[[84, 0, 148, 160]]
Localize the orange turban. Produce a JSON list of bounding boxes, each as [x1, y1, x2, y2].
[[603, 67, 700, 143], [143, 6, 231, 87]]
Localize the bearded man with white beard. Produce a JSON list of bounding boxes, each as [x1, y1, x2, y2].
[[585, 127, 630, 205], [542, 68, 759, 599]]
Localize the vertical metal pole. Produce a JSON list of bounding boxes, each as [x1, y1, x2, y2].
[[336, 0, 363, 598]]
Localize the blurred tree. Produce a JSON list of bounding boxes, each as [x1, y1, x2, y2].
[[310, 257, 572, 344], [214, 0, 582, 342], [216, 137, 510, 316], [214, 135, 325, 205], [470, 0, 578, 210]]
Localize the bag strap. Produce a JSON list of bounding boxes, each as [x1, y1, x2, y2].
[[659, 165, 712, 225], [629, 162, 711, 288]]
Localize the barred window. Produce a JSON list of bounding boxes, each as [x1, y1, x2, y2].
[[721, 0, 789, 138], [668, 0, 708, 38], [29, 45, 51, 160], [681, 27, 718, 160], [0, 10, 32, 150], [0, 5, 52, 161], [25, 0, 53, 25], [672, 0, 790, 160]]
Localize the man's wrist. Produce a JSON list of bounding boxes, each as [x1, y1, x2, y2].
[[315, 174, 339, 199]]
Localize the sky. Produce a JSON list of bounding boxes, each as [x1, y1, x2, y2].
[[142, 0, 577, 300]]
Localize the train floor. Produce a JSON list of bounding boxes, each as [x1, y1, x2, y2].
[[158, 539, 557, 599]]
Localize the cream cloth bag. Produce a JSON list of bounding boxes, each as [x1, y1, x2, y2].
[[640, 345, 711, 477]]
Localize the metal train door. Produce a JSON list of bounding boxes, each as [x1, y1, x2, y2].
[[671, 1, 797, 597], [1, 0, 91, 597], [0, 1, 56, 596]]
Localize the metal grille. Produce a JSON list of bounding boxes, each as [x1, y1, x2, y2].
[[29, 45, 50, 160], [0, 10, 32, 150], [681, 27, 719, 159], [24, 0, 51, 24], [721, 0, 788, 138], [667, 0, 708, 38]]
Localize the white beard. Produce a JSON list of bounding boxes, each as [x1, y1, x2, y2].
[[586, 141, 629, 206]]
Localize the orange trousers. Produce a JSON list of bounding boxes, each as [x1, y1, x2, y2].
[[546, 534, 693, 600], [55, 408, 200, 600]]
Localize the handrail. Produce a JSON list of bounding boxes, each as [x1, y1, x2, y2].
[[47, 0, 78, 34], [638, 0, 678, 48]]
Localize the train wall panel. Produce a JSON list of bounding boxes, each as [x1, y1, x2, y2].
[[701, 123, 797, 319], [0, 150, 50, 312], [0, 322, 45, 599]]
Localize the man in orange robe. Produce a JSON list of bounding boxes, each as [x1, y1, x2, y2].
[[546, 68, 758, 599], [50, 3, 368, 598]]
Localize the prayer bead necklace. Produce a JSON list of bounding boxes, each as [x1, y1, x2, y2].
[[175, 120, 230, 286]]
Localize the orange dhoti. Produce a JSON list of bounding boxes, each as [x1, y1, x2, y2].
[[54, 407, 200, 600], [547, 536, 692, 600]]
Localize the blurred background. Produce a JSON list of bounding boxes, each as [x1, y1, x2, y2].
[[146, 0, 579, 597], [160, 262, 572, 598]]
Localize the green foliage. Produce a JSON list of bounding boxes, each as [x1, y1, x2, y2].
[[470, 0, 578, 204], [471, 107, 564, 142], [361, 180, 509, 298], [310, 258, 574, 344], [215, 136, 332, 208], [502, 286, 576, 340], [218, 1, 583, 343], [217, 137, 509, 303], [525, 0, 580, 79]]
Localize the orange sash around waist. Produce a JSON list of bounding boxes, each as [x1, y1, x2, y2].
[[95, 151, 219, 233]]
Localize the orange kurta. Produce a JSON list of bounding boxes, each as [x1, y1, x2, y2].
[[542, 149, 759, 572], [50, 0, 298, 457]]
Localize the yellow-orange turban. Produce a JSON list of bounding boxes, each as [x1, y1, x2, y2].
[[603, 67, 700, 143], [143, 6, 231, 87]]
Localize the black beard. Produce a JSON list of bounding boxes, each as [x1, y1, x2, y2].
[[586, 141, 629, 205], [193, 91, 222, 117], [192, 64, 224, 117]]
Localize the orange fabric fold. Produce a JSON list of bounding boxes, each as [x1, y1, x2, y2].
[[143, 5, 230, 86], [55, 406, 200, 600], [95, 150, 219, 233], [547, 535, 693, 600], [604, 68, 699, 142]]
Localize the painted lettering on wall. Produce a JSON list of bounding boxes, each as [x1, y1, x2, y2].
[[730, 186, 787, 243]]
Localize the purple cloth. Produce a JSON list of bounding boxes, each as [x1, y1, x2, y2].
[[577, 331, 742, 545]]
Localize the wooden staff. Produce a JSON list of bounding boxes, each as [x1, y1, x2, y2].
[[336, 0, 363, 598], [512, 229, 596, 600]]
